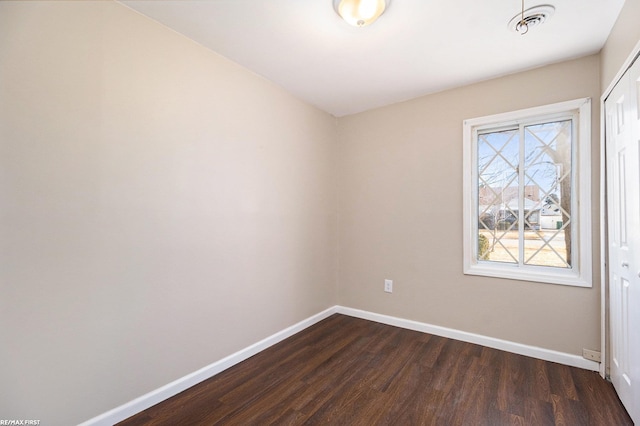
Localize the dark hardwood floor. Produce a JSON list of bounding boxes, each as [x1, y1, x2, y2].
[[118, 314, 632, 425]]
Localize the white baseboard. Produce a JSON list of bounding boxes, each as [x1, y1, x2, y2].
[[336, 306, 600, 371], [79, 306, 338, 426], [81, 304, 599, 425]]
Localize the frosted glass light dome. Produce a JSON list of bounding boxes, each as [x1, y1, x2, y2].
[[333, 0, 389, 27]]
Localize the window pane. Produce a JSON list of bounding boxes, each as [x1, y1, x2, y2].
[[477, 129, 519, 264], [523, 120, 572, 268]]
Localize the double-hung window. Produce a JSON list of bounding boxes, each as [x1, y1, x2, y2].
[[463, 98, 592, 287]]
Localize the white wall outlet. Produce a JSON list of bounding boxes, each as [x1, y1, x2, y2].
[[582, 349, 601, 362], [384, 279, 393, 293]]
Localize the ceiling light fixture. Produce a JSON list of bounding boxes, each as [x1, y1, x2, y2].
[[333, 0, 389, 28], [508, 3, 555, 35]]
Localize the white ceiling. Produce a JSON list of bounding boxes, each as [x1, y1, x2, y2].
[[120, 0, 625, 117]]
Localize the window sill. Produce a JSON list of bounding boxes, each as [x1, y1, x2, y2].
[[464, 262, 592, 287]]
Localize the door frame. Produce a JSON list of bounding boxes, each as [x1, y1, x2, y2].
[[600, 40, 640, 379]]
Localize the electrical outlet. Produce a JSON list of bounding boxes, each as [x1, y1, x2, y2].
[[384, 279, 393, 293], [582, 349, 601, 362]]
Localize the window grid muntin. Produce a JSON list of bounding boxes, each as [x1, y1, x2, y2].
[[475, 113, 577, 271], [477, 128, 520, 264], [522, 120, 573, 268]]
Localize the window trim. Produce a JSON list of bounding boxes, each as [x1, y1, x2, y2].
[[463, 98, 592, 287]]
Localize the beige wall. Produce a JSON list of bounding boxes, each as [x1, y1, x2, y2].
[[3, 0, 637, 424], [337, 54, 602, 356], [601, 0, 640, 91], [0, 2, 337, 424]]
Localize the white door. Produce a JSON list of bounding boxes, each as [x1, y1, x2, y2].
[[606, 56, 640, 424]]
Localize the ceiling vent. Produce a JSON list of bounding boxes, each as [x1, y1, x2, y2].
[[508, 5, 555, 34]]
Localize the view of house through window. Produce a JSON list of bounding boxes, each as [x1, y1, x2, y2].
[[477, 120, 572, 268]]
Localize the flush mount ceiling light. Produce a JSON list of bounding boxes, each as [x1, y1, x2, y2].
[[333, 0, 390, 27], [508, 3, 555, 35]]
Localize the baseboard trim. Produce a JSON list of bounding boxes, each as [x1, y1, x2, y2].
[[81, 304, 598, 425], [336, 306, 600, 372], [79, 306, 338, 426]]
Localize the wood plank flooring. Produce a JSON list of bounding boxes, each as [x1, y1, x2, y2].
[[118, 314, 633, 425]]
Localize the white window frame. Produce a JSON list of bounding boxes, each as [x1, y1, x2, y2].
[[463, 98, 592, 287]]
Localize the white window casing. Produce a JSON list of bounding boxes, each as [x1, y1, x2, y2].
[[463, 98, 592, 287]]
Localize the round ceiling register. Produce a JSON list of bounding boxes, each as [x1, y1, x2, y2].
[[508, 5, 555, 34]]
